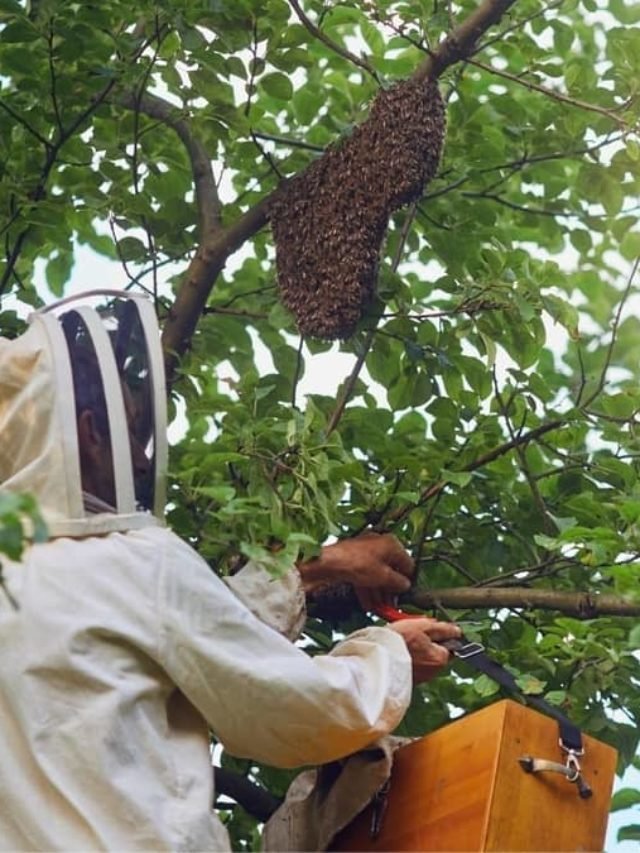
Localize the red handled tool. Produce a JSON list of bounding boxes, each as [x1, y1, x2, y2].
[[372, 604, 425, 622], [372, 603, 483, 657]]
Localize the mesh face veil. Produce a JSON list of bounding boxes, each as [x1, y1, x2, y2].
[[35, 291, 167, 520]]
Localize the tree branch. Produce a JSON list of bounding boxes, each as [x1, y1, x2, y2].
[[116, 90, 222, 236], [416, 0, 520, 81], [162, 0, 525, 374], [410, 586, 640, 617], [161, 194, 273, 383]]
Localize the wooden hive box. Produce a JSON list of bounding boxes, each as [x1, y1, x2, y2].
[[333, 699, 617, 852]]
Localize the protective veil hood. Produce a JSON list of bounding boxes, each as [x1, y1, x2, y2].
[[0, 291, 167, 537]]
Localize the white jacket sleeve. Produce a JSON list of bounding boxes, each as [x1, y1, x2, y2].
[[223, 561, 306, 641], [158, 535, 412, 769]]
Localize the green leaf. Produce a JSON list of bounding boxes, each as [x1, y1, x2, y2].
[[620, 231, 640, 261], [629, 624, 640, 648], [0, 19, 40, 42], [473, 674, 500, 697], [193, 485, 236, 502], [260, 72, 293, 101], [442, 470, 472, 488], [360, 21, 384, 56], [543, 294, 580, 340], [514, 675, 546, 695], [618, 825, 640, 843], [0, 515, 23, 561], [45, 251, 73, 297], [544, 690, 567, 706], [292, 86, 323, 124], [610, 0, 640, 24], [626, 139, 640, 161], [117, 237, 146, 262], [611, 788, 640, 812]]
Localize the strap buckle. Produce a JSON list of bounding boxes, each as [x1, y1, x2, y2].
[[446, 639, 485, 659], [559, 738, 584, 758]]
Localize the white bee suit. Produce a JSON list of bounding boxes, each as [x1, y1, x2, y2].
[[0, 293, 412, 851]]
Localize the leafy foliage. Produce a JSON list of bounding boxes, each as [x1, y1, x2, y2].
[[0, 492, 47, 606], [1, 0, 640, 846]]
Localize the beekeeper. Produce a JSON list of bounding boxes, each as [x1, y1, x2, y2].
[[0, 291, 460, 851]]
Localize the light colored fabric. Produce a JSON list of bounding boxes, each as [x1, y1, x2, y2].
[[0, 527, 412, 851], [262, 735, 412, 852], [224, 562, 307, 641]]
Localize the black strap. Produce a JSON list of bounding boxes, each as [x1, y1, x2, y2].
[[444, 637, 583, 753]]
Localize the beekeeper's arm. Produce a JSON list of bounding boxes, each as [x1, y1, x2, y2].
[[159, 535, 453, 769], [225, 532, 415, 641]]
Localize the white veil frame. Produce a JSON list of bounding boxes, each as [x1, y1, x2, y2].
[[32, 290, 168, 524]]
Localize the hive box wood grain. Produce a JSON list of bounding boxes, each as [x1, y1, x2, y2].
[[333, 699, 617, 852]]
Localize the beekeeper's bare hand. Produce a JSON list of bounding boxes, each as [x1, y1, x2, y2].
[[298, 532, 414, 609], [388, 618, 461, 684]]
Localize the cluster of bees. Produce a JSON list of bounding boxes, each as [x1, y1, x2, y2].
[[269, 78, 446, 339]]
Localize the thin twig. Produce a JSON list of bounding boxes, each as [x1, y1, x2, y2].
[[476, 555, 572, 587], [468, 58, 629, 128], [325, 330, 375, 438], [117, 90, 223, 235], [493, 371, 557, 536], [251, 131, 324, 152], [47, 20, 63, 132], [109, 215, 138, 285], [462, 190, 571, 217], [288, 0, 379, 80], [203, 306, 268, 320], [325, 203, 419, 437], [422, 133, 625, 204], [580, 256, 640, 409], [219, 284, 276, 309], [250, 131, 283, 179], [416, 0, 519, 80], [386, 419, 565, 528], [291, 335, 304, 410], [430, 552, 478, 584], [244, 19, 260, 118], [473, 0, 565, 55], [0, 100, 50, 148]]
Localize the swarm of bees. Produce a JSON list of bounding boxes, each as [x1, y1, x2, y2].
[[269, 77, 446, 339]]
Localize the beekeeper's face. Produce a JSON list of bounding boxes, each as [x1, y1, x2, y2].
[[77, 380, 152, 509]]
